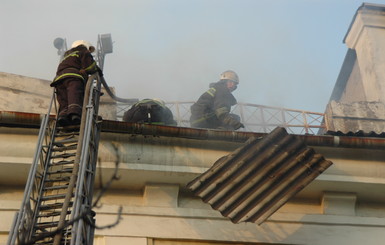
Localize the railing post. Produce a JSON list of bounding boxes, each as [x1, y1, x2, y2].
[[303, 111, 309, 134], [259, 106, 267, 133], [239, 103, 246, 131]]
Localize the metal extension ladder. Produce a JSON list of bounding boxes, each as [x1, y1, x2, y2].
[[7, 73, 103, 245]]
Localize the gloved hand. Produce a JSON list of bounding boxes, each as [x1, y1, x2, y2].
[[222, 114, 244, 130], [233, 122, 245, 130]]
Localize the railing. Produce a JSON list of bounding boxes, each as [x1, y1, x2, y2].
[[116, 101, 326, 135]]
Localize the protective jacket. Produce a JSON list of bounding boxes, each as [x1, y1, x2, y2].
[[190, 81, 242, 130], [123, 99, 177, 126], [51, 45, 98, 86]]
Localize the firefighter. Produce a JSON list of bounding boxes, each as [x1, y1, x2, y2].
[[190, 70, 244, 130], [123, 98, 177, 126], [51, 40, 102, 126]]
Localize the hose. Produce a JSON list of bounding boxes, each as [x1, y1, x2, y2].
[[99, 75, 139, 104]]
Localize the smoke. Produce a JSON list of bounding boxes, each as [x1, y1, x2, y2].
[[0, 0, 372, 113]]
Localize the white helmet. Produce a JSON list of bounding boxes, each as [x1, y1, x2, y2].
[[71, 40, 95, 53], [152, 98, 166, 107], [220, 70, 239, 84]]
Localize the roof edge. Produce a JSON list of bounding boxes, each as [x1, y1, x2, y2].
[[2, 111, 385, 149]]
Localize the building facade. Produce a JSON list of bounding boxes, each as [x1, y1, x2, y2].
[[1, 3, 385, 245]]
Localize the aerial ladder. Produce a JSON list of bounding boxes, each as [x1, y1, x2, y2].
[[7, 71, 102, 244], [7, 34, 136, 245], [7, 71, 103, 245]]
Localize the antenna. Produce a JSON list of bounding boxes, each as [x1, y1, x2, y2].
[[96, 33, 113, 69], [53, 37, 67, 61]]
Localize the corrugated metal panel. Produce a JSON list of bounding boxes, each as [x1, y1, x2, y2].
[[187, 127, 333, 225], [324, 101, 385, 135], [325, 130, 385, 138]]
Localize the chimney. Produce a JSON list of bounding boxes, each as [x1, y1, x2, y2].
[[324, 3, 385, 134]]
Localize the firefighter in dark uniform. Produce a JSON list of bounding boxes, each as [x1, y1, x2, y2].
[[51, 40, 101, 126], [123, 98, 177, 126], [190, 70, 244, 130]]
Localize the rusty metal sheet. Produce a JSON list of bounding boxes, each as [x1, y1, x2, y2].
[[187, 127, 333, 225]]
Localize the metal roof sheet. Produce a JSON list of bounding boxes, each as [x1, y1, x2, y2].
[[325, 130, 385, 138], [187, 127, 333, 225]]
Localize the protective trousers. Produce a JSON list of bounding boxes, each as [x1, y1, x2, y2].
[[55, 77, 85, 118]]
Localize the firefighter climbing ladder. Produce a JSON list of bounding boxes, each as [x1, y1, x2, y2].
[[7, 73, 103, 245], [7, 34, 138, 245]]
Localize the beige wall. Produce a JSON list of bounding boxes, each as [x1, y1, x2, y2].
[[0, 72, 117, 120], [344, 5, 385, 103], [2, 126, 385, 245], [339, 58, 365, 103]]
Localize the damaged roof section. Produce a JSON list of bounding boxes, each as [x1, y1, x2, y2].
[[323, 101, 385, 136], [187, 127, 333, 225]]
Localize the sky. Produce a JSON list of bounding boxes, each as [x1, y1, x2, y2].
[[1, 0, 385, 113]]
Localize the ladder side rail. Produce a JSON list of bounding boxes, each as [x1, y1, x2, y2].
[[28, 95, 61, 241], [80, 76, 102, 245], [81, 77, 102, 245], [70, 78, 95, 243], [78, 83, 102, 245], [69, 74, 101, 244], [7, 90, 57, 245], [84, 122, 101, 245], [72, 75, 102, 244], [74, 128, 99, 245], [72, 96, 95, 244]]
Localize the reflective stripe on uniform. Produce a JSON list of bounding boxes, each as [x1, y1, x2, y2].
[[191, 112, 216, 126], [206, 88, 216, 97], [149, 122, 165, 125], [84, 61, 97, 72], [54, 73, 84, 82], [62, 51, 79, 61]]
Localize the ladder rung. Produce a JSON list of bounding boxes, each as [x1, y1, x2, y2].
[[47, 168, 73, 175], [45, 176, 71, 183], [39, 201, 72, 211], [54, 138, 78, 145], [55, 131, 79, 137], [35, 221, 59, 230], [52, 144, 77, 152], [34, 241, 54, 245], [33, 231, 71, 244], [43, 185, 69, 191], [57, 125, 80, 132], [41, 193, 68, 201], [38, 210, 71, 218], [50, 160, 75, 166], [34, 241, 56, 245], [51, 153, 76, 159]]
